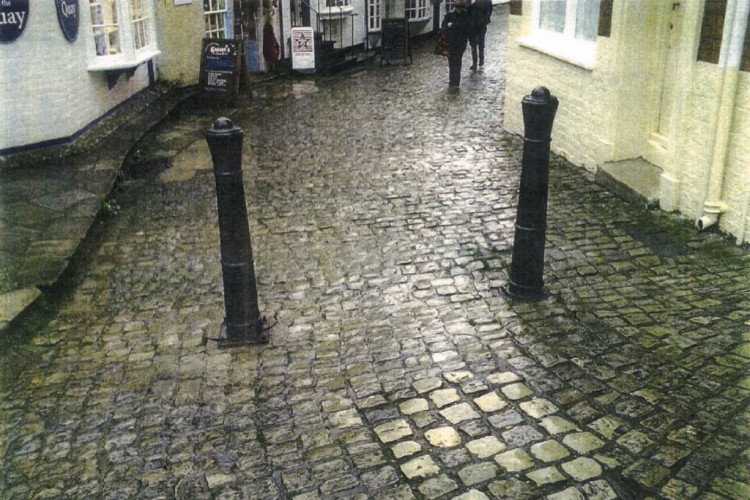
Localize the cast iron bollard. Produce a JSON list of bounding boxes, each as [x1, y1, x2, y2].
[[506, 87, 559, 301], [205, 117, 267, 346]]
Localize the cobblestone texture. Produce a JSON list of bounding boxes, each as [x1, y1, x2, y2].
[[2, 8, 750, 500]]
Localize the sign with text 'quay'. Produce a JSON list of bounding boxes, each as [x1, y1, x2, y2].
[[0, 0, 29, 44], [55, 0, 79, 42]]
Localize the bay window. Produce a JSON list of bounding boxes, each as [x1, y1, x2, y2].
[[87, 0, 159, 71], [522, 0, 601, 69]]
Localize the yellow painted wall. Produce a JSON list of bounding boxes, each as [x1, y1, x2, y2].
[[154, 1, 205, 86]]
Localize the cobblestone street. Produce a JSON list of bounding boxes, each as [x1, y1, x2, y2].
[[2, 10, 749, 499]]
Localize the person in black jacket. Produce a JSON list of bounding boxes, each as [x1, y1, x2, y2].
[[469, 0, 493, 70], [441, 0, 474, 88]]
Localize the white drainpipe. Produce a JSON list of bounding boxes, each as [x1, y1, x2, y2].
[[696, 0, 750, 230]]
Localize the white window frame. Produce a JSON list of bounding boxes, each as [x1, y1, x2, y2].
[[520, 0, 599, 70], [203, 0, 229, 38], [405, 0, 429, 21], [86, 0, 159, 71], [319, 0, 354, 18], [368, 0, 382, 32]]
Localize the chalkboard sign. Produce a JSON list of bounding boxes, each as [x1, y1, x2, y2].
[[200, 38, 243, 95], [380, 18, 411, 65]]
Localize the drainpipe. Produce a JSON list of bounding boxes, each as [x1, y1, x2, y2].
[[696, 0, 750, 230]]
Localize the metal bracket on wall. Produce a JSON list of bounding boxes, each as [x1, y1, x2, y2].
[[105, 66, 140, 90]]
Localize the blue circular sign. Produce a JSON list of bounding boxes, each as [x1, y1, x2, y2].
[[55, 0, 79, 42], [0, 0, 29, 44]]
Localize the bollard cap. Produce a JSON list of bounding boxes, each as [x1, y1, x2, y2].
[[523, 86, 555, 106], [206, 117, 243, 138]]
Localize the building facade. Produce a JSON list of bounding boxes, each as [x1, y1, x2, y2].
[[1, 1, 465, 156], [505, 0, 750, 244]]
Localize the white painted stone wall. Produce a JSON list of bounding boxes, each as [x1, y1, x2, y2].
[[0, 3, 150, 153]]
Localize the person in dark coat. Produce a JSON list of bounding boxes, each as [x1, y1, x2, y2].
[[441, 0, 474, 88], [469, 0, 493, 69]]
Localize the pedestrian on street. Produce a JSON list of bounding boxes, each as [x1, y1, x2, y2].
[[469, 0, 493, 70], [442, 0, 474, 88]]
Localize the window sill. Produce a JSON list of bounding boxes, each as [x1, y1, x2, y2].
[[407, 17, 430, 23], [87, 48, 161, 72], [519, 33, 596, 70]]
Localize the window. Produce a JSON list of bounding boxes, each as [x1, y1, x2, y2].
[[368, 0, 382, 31], [521, 0, 601, 69], [203, 0, 228, 38], [538, 0, 600, 41], [326, 0, 351, 6], [131, 0, 150, 49], [405, 0, 429, 20], [90, 0, 121, 55], [87, 0, 159, 71]]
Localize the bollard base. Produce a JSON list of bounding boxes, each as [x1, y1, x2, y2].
[[503, 282, 548, 302], [218, 317, 269, 348]]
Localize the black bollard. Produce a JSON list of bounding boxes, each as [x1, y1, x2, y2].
[[205, 117, 267, 346], [506, 87, 559, 301]]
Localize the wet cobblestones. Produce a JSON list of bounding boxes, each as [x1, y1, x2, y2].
[[2, 9, 750, 500]]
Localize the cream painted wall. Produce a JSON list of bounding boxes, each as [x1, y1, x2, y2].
[[506, 0, 750, 244], [154, 1, 205, 86], [0, 2, 150, 153], [505, 13, 616, 171]]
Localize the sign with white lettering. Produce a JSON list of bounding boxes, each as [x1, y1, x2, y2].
[[55, 0, 79, 42], [199, 38, 243, 95], [291, 27, 315, 71], [0, 0, 29, 44]]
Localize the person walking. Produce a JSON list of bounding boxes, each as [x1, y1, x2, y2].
[[469, 0, 493, 70], [441, 0, 474, 88]]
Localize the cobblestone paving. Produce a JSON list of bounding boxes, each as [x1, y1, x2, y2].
[[2, 11, 750, 499]]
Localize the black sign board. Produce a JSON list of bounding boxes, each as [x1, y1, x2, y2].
[[55, 0, 79, 42], [0, 0, 29, 44], [200, 38, 243, 96], [381, 18, 411, 65]]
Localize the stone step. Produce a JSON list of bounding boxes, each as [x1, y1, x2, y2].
[[595, 158, 662, 208]]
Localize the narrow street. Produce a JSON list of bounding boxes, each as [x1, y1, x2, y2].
[[2, 10, 749, 499]]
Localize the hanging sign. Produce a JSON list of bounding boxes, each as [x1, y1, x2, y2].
[[0, 0, 29, 44], [200, 38, 243, 95], [55, 0, 79, 42], [291, 27, 315, 71]]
